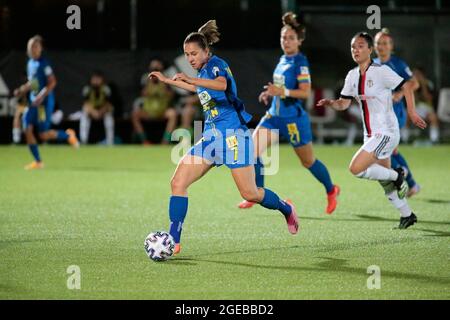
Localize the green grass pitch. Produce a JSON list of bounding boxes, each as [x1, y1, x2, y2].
[[0, 144, 449, 299]]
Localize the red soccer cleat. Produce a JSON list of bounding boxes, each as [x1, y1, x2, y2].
[[237, 200, 256, 209], [326, 185, 340, 214]]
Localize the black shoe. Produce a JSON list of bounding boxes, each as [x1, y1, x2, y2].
[[399, 213, 418, 229], [393, 167, 408, 199]]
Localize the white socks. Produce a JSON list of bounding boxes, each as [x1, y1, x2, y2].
[[12, 128, 21, 143], [355, 164, 398, 181], [430, 126, 439, 143], [80, 112, 114, 145], [79, 111, 91, 144], [104, 112, 114, 145], [386, 190, 412, 217]]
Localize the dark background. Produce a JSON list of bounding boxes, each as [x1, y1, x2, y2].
[[1, 0, 449, 118]]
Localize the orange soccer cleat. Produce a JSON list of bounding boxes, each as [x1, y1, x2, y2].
[[66, 129, 80, 148], [173, 243, 181, 255], [24, 161, 44, 170]]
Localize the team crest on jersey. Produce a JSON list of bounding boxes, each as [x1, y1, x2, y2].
[[367, 79, 374, 88]]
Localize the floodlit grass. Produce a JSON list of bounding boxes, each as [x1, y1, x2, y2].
[[0, 145, 449, 299]]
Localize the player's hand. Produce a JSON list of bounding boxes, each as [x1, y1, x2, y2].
[[409, 111, 427, 129], [148, 71, 168, 83], [316, 99, 334, 107], [264, 82, 283, 97], [173, 73, 192, 84], [32, 95, 44, 107], [14, 88, 21, 97], [392, 91, 404, 103], [258, 91, 270, 105]]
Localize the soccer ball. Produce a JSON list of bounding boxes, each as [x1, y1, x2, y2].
[[144, 231, 175, 262]]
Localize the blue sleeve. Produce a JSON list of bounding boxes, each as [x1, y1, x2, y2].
[[296, 58, 311, 84], [207, 60, 227, 79], [395, 58, 412, 81]]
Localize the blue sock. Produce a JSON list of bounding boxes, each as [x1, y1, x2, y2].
[[308, 159, 334, 194], [168, 196, 188, 244], [391, 152, 416, 188], [56, 130, 69, 141], [29, 144, 41, 162], [255, 157, 264, 188], [260, 188, 292, 216]]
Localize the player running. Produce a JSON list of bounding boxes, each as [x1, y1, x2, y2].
[[237, 12, 339, 214], [317, 32, 426, 229], [14, 35, 79, 170], [373, 28, 421, 197], [149, 20, 299, 255]]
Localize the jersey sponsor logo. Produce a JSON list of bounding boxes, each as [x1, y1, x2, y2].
[[273, 74, 285, 88], [198, 91, 212, 105]]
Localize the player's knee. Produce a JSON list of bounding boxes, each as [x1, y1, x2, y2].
[[240, 189, 259, 202], [301, 158, 314, 168], [349, 164, 365, 177], [170, 176, 187, 193]]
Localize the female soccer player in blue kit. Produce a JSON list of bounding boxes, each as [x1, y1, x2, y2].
[[14, 35, 79, 170], [237, 12, 340, 214], [149, 20, 299, 255], [373, 28, 421, 197]]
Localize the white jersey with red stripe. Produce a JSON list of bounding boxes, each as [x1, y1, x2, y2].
[[340, 61, 405, 138]]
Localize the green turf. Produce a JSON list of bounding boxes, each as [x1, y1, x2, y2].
[[0, 144, 449, 299]]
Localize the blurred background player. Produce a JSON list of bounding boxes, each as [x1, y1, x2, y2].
[[318, 32, 426, 229], [11, 86, 27, 144], [237, 12, 339, 214], [79, 70, 114, 145], [150, 20, 299, 255], [374, 28, 421, 197], [412, 66, 440, 144], [131, 58, 177, 145], [14, 35, 78, 169]]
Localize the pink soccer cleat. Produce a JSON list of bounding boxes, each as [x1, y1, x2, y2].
[[284, 199, 299, 235]]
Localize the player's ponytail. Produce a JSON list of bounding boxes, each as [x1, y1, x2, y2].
[[184, 20, 220, 52], [198, 20, 220, 46], [282, 12, 305, 40]]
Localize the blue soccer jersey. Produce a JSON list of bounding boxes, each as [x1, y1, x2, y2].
[[27, 56, 55, 105], [373, 55, 413, 128], [189, 55, 254, 169], [23, 56, 55, 132], [196, 55, 252, 133], [268, 53, 311, 118]]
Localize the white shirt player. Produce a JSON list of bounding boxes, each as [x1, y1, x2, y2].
[[340, 61, 405, 138]]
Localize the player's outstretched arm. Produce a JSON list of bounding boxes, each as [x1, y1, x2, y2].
[[402, 81, 427, 129], [317, 97, 351, 111], [149, 71, 197, 93], [175, 73, 227, 92], [13, 81, 32, 98]]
